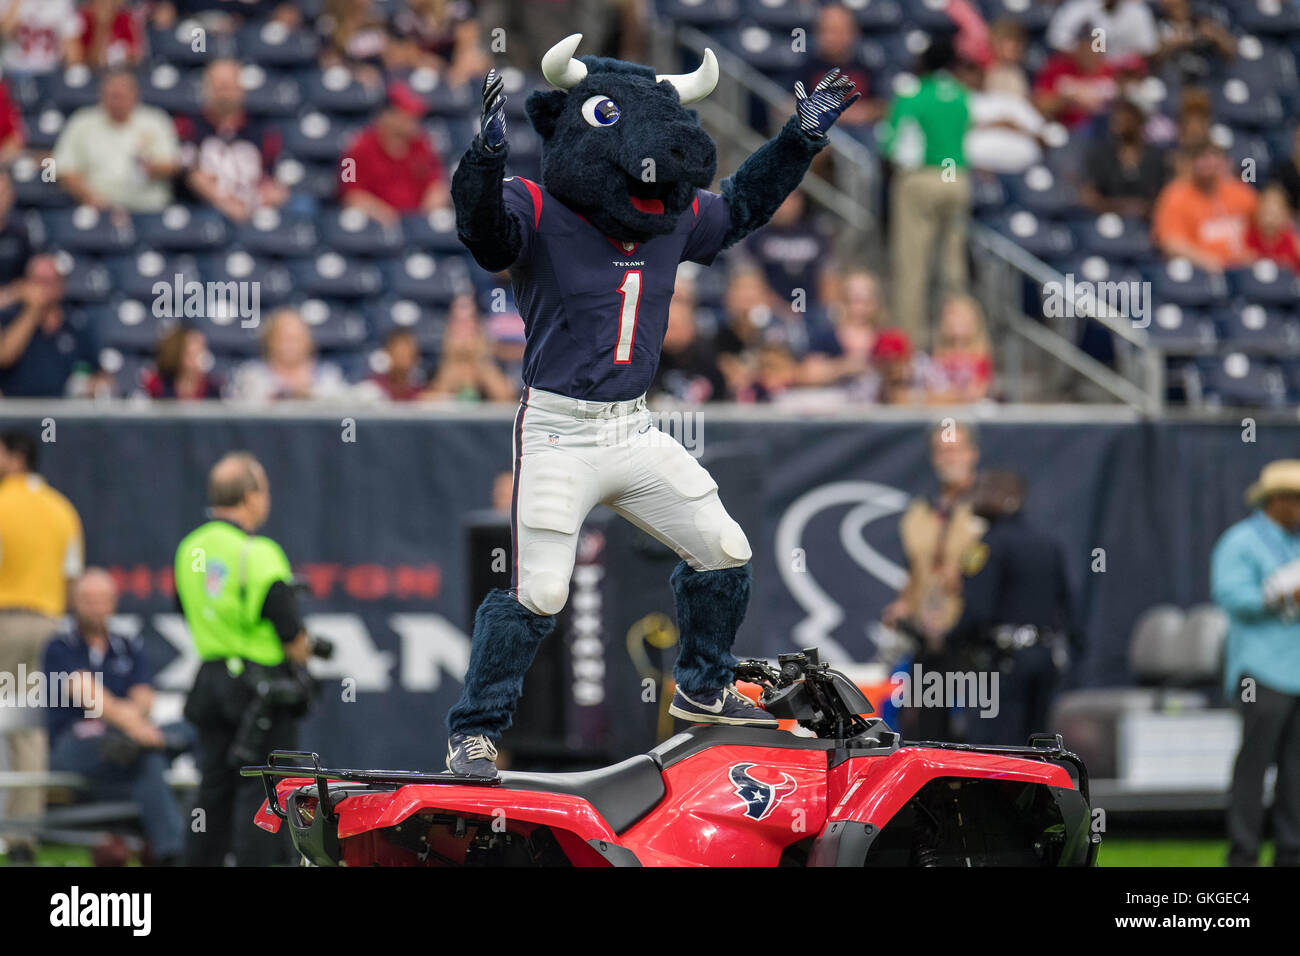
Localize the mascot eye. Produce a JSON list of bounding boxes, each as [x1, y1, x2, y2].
[[580, 95, 621, 127]]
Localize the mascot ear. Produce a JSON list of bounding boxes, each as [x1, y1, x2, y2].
[[525, 90, 568, 140]]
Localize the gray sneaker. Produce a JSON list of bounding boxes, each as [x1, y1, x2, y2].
[[446, 733, 500, 779], [668, 684, 779, 727]]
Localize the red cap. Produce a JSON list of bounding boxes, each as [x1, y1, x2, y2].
[[387, 81, 428, 118], [872, 328, 913, 361]]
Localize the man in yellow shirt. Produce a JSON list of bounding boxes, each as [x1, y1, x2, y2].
[[0, 429, 83, 862]]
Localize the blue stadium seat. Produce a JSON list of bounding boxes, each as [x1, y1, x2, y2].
[[1213, 78, 1284, 129], [43, 208, 137, 254], [989, 210, 1076, 260], [1197, 353, 1288, 408], [1220, 37, 1299, 99], [383, 252, 473, 305], [304, 67, 386, 115], [1280, 357, 1300, 401], [237, 21, 321, 68], [1146, 304, 1218, 355], [1234, 0, 1300, 37], [1213, 304, 1300, 353], [294, 298, 370, 351], [289, 253, 384, 299], [978, 0, 1053, 34], [740, 0, 818, 31], [100, 348, 153, 397], [1148, 257, 1230, 309], [410, 71, 476, 118], [401, 209, 463, 255], [9, 155, 74, 209], [25, 108, 69, 151], [135, 206, 230, 252], [897, 0, 960, 32], [93, 300, 167, 353], [283, 112, 357, 163], [1226, 260, 1300, 306], [849, 0, 903, 33], [370, 298, 446, 352], [717, 25, 806, 74], [969, 172, 1007, 216], [239, 67, 303, 118], [192, 312, 263, 357], [321, 207, 406, 256], [274, 157, 340, 202], [199, 251, 295, 305], [58, 255, 114, 303], [654, 0, 742, 29], [43, 66, 100, 113], [146, 25, 238, 67], [230, 209, 320, 258], [1004, 165, 1082, 219], [104, 251, 202, 301], [137, 63, 202, 115], [1070, 214, 1154, 263]]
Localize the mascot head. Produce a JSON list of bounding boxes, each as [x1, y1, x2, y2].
[[525, 34, 720, 243]]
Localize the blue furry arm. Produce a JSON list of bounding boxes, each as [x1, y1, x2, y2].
[[719, 116, 827, 249], [451, 137, 523, 272]]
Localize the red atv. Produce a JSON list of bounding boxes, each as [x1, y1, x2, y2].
[[244, 649, 1100, 866]]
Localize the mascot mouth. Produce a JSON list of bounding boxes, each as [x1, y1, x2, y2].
[[625, 172, 674, 215]]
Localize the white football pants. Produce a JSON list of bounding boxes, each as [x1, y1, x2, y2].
[[509, 387, 752, 616]]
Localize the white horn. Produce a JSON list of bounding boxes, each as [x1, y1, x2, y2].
[[541, 33, 587, 90], [655, 48, 719, 105]]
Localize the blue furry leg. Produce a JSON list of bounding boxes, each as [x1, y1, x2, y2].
[[446, 588, 556, 739], [671, 561, 751, 695]]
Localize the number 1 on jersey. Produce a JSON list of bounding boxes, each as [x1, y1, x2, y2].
[[614, 270, 642, 364]]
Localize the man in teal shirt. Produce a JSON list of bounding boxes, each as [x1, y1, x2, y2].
[[1211, 460, 1300, 867]]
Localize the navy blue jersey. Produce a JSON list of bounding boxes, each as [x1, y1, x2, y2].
[[501, 176, 731, 401], [43, 626, 152, 742]]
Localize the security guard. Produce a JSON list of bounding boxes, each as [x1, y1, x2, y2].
[[946, 470, 1078, 747], [175, 451, 311, 866]]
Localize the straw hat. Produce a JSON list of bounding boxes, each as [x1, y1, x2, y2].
[[1246, 460, 1300, 505]]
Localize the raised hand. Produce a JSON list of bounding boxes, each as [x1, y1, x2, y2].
[[794, 68, 860, 137], [480, 69, 508, 152]]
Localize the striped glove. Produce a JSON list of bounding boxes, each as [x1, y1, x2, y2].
[[794, 68, 860, 137], [480, 69, 507, 152]]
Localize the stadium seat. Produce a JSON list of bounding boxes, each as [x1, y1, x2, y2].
[[230, 208, 320, 258], [1129, 605, 1189, 685], [401, 209, 464, 255], [896, 0, 960, 32], [1148, 257, 1230, 309], [978, 0, 1054, 34], [988, 210, 1075, 261], [304, 67, 386, 115], [1213, 78, 1284, 129], [93, 300, 167, 353], [1225, 259, 1300, 307], [58, 255, 114, 303], [1234, 0, 1300, 37], [654, 0, 742, 29], [741, 0, 819, 30], [383, 252, 474, 305], [9, 155, 74, 209], [137, 63, 202, 116], [239, 66, 304, 118], [295, 298, 371, 352], [1197, 353, 1288, 408], [199, 251, 295, 306], [1213, 304, 1300, 353], [24, 108, 69, 151], [1004, 165, 1082, 219], [407, 68, 477, 118], [43, 207, 137, 255], [135, 206, 230, 253], [237, 21, 321, 68], [191, 312, 264, 357], [717, 25, 807, 74], [321, 207, 405, 256], [1070, 214, 1154, 263], [103, 251, 202, 302], [370, 298, 446, 352], [100, 347, 153, 398], [849, 0, 903, 33], [1181, 605, 1228, 686], [43, 66, 100, 113], [1145, 305, 1217, 355], [289, 252, 384, 299], [274, 157, 340, 202], [146, 24, 238, 67], [283, 111, 357, 163]]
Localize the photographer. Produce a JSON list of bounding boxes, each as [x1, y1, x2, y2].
[[174, 452, 316, 866]]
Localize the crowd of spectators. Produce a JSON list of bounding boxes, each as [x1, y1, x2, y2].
[[0, 1, 1293, 407]]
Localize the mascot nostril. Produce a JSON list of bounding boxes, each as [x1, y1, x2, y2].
[[444, 34, 859, 775]]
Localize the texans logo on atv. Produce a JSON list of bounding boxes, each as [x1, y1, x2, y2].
[[729, 763, 797, 821]]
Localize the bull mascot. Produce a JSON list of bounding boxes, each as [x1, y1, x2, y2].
[[445, 34, 858, 776]]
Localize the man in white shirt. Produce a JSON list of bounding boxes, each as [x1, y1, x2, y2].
[[53, 69, 182, 213], [1047, 0, 1159, 62], [0, 0, 80, 75]]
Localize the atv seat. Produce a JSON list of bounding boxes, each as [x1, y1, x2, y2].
[[499, 755, 665, 834]]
